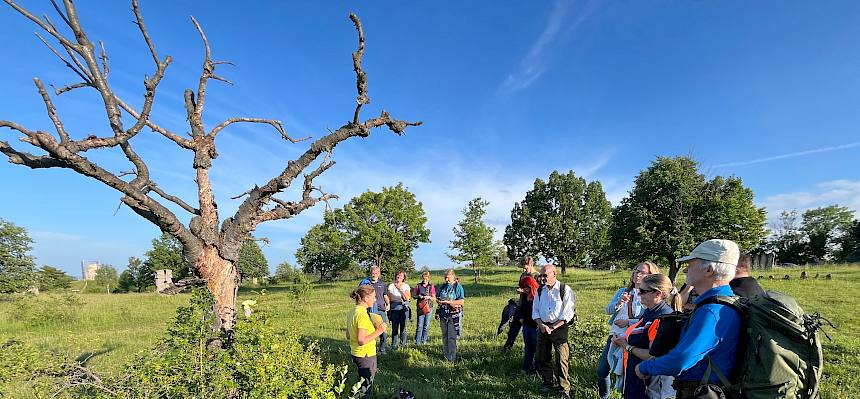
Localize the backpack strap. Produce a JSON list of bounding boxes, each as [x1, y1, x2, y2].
[[701, 357, 736, 399]]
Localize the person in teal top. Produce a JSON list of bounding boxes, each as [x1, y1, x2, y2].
[[436, 268, 465, 362]]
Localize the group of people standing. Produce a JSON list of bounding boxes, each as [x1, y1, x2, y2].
[[344, 238, 762, 399], [346, 266, 465, 397], [592, 239, 763, 399]]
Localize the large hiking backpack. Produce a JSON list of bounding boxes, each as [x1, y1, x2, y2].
[[705, 291, 828, 399]]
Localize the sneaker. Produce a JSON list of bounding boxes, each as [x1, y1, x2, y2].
[[559, 392, 571, 399]]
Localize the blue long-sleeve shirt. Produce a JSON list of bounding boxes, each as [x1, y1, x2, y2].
[[638, 285, 741, 383]]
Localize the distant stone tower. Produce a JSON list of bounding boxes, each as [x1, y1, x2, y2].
[[155, 269, 174, 293]]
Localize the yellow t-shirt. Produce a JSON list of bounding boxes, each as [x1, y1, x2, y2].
[[347, 305, 377, 357]]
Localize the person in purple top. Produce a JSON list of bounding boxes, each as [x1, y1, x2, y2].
[[635, 239, 743, 399]]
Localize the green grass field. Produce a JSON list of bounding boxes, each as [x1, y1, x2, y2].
[[2, 265, 858, 398]]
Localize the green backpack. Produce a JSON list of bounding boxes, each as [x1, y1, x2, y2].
[[704, 292, 829, 399]]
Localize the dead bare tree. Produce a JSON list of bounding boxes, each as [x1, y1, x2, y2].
[[0, 0, 421, 332]]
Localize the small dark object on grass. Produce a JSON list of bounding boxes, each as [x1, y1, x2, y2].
[[783, 275, 791, 280], [826, 274, 833, 280], [391, 387, 415, 399], [801, 271, 808, 279], [768, 275, 775, 280]]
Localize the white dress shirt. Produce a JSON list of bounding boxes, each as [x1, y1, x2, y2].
[[532, 281, 575, 324]]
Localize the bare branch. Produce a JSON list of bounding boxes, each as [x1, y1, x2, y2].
[[231, 189, 253, 200], [3, 0, 79, 49], [48, 0, 72, 30], [349, 13, 370, 124], [149, 183, 201, 215], [34, 32, 91, 84], [33, 78, 71, 144], [209, 118, 311, 142], [0, 140, 66, 168], [190, 16, 218, 119], [99, 41, 109, 79], [114, 97, 193, 149], [131, 0, 159, 64], [52, 82, 90, 95]]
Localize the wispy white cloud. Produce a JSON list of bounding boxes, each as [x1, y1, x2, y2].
[[758, 179, 860, 224], [713, 141, 860, 168], [500, 0, 592, 93]]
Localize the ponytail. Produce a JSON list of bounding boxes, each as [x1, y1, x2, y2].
[[351, 285, 375, 304]]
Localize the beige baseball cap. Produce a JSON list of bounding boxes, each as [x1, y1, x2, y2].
[[677, 239, 740, 266]]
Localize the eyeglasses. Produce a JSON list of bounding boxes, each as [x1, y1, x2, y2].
[[539, 273, 548, 277], [639, 288, 658, 295]]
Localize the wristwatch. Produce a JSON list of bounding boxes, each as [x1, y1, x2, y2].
[[625, 344, 634, 353]]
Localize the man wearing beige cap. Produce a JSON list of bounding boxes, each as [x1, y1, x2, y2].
[[634, 239, 742, 399]]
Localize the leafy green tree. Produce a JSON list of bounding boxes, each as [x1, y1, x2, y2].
[[838, 220, 860, 262], [329, 183, 430, 278], [610, 156, 766, 281], [95, 265, 119, 294], [37, 265, 74, 291], [272, 261, 294, 283], [449, 198, 496, 283], [236, 239, 269, 283], [802, 205, 855, 262], [0, 218, 37, 293], [117, 256, 154, 293], [296, 223, 356, 282], [504, 181, 545, 263], [767, 210, 809, 264], [504, 171, 611, 274], [144, 233, 190, 280], [493, 240, 510, 266]]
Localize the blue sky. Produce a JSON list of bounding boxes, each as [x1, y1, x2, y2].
[[2, 1, 859, 277]]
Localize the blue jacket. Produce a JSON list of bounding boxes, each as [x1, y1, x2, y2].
[[638, 285, 741, 383]]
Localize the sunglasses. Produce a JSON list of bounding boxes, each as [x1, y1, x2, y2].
[[539, 273, 548, 277], [639, 288, 658, 295]]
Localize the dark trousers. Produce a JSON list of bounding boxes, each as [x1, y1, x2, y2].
[[522, 324, 538, 372], [352, 355, 377, 399], [596, 336, 612, 399], [440, 316, 459, 362], [389, 307, 408, 349], [504, 317, 523, 348], [536, 325, 570, 394]]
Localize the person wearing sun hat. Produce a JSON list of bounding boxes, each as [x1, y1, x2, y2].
[[633, 239, 743, 399]]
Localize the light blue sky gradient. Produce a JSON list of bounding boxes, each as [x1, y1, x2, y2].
[[2, 1, 859, 277]]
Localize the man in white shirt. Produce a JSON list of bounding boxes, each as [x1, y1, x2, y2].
[[532, 264, 576, 399]]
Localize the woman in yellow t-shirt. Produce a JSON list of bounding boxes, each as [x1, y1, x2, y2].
[[347, 285, 387, 398]]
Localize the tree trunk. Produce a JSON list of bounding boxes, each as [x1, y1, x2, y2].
[[195, 245, 239, 332], [558, 255, 567, 275], [668, 257, 680, 283]]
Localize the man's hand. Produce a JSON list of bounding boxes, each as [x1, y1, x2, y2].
[[611, 335, 628, 348], [635, 364, 647, 380]]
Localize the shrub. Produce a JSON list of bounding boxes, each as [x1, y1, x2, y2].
[[11, 293, 85, 327], [88, 289, 345, 398]]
